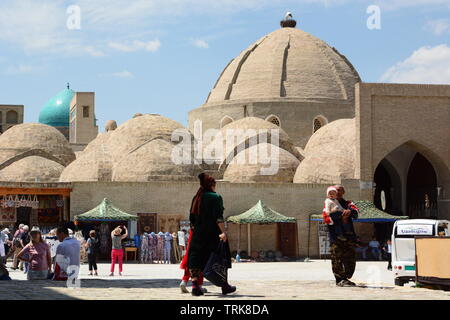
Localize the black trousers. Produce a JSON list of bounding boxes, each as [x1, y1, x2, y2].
[[88, 253, 97, 271]]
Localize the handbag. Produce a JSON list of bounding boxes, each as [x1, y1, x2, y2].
[[203, 241, 230, 287]]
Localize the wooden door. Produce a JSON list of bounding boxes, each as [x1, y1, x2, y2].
[[137, 213, 157, 234], [277, 223, 298, 257]]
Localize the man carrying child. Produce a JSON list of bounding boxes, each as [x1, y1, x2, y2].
[[323, 184, 359, 287]]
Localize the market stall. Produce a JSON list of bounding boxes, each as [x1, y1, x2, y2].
[[74, 198, 138, 260], [226, 200, 297, 259], [0, 185, 71, 233]]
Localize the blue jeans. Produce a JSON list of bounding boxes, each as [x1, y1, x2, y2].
[[370, 248, 381, 260], [355, 247, 367, 260], [23, 253, 29, 273], [27, 269, 48, 280]]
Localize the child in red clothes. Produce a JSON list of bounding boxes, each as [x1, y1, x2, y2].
[[179, 229, 207, 294]]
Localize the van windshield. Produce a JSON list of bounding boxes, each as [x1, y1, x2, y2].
[[395, 224, 435, 238]]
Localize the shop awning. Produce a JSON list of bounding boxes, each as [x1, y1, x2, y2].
[[310, 200, 409, 222], [227, 200, 296, 224], [75, 198, 138, 222]]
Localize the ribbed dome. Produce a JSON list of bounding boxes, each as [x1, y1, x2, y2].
[[205, 27, 360, 105], [0, 123, 75, 166], [112, 139, 198, 182], [293, 118, 356, 184], [223, 143, 300, 183], [0, 156, 64, 182], [39, 87, 75, 127]]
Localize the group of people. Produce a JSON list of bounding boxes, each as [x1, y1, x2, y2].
[[0, 225, 81, 281], [0, 172, 242, 296], [356, 236, 392, 269], [139, 231, 181, 264]]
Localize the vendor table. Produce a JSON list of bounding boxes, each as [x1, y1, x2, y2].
[[124, 247, 138, 262]]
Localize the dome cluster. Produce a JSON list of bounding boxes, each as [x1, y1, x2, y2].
[[2, 22, 359, 185], [60, 114, 201, 182]]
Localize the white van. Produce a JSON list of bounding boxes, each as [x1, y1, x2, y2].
[[391, 219, 449, 286]]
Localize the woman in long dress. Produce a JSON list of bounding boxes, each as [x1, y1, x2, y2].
[[188, 173, 236, 296]]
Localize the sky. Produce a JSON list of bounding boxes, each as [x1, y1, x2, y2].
[[0, 0, 449, 131]]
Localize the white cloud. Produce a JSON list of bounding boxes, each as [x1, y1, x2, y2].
[[375, 0, 450, 10], [192, 39, 209, 49], [100, 70, 134, 78], [425, 19, 450, 36], [0, 0, 106, 57], [1, 0, 448, 57], [4, 64, 41, 75], [380, 44, 450, 84], [108, 39, 161, 52]]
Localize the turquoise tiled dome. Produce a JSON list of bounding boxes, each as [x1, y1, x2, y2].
[[38, 87, 75, 127]]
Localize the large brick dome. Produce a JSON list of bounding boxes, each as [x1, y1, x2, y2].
[[204, 27, 360, 105]]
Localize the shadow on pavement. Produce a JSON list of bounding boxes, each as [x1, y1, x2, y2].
[[0, 278, 260, 300]]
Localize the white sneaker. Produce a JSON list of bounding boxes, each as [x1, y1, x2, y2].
[[109, 272, 114, 276], [119, 272, 122, 276], [180, 281, 189, 293]]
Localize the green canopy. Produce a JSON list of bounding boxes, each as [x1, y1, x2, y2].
[[75, 198, 138, 222], [310, 200, 409, 222], [227, 200, 296, 224]]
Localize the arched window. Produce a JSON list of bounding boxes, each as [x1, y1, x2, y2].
[[6, 110, 18, 124], [265, 115, 281, 127], [220, 116, 234, 128], [313, 116, 328, 133]]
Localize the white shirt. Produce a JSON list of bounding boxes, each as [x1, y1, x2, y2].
[[55, 237, 81, 276], [0, 239, 4, 257], [324, 198, 344, 214], [45, 237, 60, 258], [177, 231, 186, 247]]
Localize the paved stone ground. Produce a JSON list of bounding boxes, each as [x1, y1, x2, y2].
[[1, 260, 449, 300]]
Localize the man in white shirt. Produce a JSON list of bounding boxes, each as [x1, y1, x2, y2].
[[53, 227, 80, 281]]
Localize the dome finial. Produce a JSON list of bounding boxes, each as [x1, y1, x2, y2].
[[281, 11, 297, 28], [67, 82, 70, 90]]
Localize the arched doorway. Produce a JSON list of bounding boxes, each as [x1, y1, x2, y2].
[[373, 159, 402, 241], [373, 159, 403, 214], [407, 153, 438, 218]]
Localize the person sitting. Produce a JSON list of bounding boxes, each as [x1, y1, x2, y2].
[[368, 236, 382, 261], [355, 237, 368, 260], [0, 261, 11, 280]]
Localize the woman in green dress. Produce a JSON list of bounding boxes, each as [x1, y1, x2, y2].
[[188, 173, 236, 296]]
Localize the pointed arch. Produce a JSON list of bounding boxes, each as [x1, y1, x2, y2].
[[312, 115, 328, 133], [265, 114, 281, 127], [220, 115, 234, 128]]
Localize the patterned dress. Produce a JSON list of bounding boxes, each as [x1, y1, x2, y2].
[[156, 233, 164, 264], [140, 234, 150, 263], [148, 233, 157, 263]]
